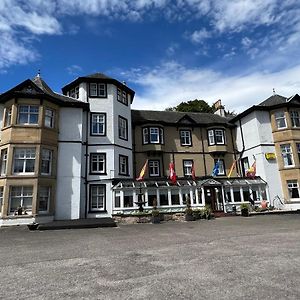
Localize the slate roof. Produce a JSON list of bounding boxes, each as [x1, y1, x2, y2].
[[132, 109, 233, 127], [230, 93, 300, 122], [258, 94, 287, 106], [0, 75, 89, 109], [61, 72, 135, 100]]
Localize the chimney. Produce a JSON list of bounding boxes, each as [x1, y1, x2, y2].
[[213, 99, 226, 117]]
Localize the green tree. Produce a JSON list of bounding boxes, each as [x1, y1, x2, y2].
[[166, 99, 214, 113]]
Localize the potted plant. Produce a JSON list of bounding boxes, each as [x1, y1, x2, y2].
[[185, 198, 194, 221], [152, 198, 161, 224], [203, 205, 213, 220], [193, 208, 201, 220], [240, 203, 250, 217]]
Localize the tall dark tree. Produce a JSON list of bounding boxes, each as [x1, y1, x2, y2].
[[166, 99, 214, 113]]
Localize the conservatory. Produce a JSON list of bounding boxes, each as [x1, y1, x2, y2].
[[112, 177, 269, 214]]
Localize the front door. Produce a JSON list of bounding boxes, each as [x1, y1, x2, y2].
[[204, 186, 223, 211]]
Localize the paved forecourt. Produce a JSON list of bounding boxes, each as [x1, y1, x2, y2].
[[1, 215, 300, 299]]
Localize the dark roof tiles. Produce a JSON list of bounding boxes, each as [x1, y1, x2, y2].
[[132, 110, 232, 126], [258, 94, 287, 106]]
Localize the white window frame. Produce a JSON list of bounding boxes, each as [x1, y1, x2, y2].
[[13, 148, 36, 174], [208, 129, 215, 145], [45, 108, 55, 128], [91, 113, 105, 135], [0, 148, 7, 176], [180, 130, 191, 146], [41, 149, 52, 175], [215, 129, 225, 144], [89, 83, 97, 97], [275, 111, 287, 129], [90, 185, 106, 211], [9, 186, 33, 213], [149, 160, 160, 177], [4, 107, 12, 127], [38, 186, 50, 213], [287, 180, 300, 199], [18, 105, 39, 125], [183, 160, 193, 176], [150, 128, 159, 143], [290, 111, 300, 127], [281, 144, 294, 167], [90, 153, 106, 174]]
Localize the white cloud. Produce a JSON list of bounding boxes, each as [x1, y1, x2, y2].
[[128, 61, 300, 113], [0, 0, 299, 71], [0, 32, 37, 69], [66, 65, 83, 76], [189, 29, 211, 43]]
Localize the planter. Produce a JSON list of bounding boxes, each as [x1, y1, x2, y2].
[[185, 214, 194, 221], [241, 208, 249, 217], [152, 216, 161, 224]]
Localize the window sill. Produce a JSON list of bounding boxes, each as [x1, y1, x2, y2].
[[89, 172, 107, 175], [88, 210, 107, 214]]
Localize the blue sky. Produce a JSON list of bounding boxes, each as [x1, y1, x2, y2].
[[1, 0, 300, 112]]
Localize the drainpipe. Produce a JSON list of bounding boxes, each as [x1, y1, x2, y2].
[[84, 97, 90, 219]]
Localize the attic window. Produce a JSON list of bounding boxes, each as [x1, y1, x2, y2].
[[89, 83, 107, 98]]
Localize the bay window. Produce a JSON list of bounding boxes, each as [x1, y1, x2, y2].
[[208, 129, 226, 145], [280, 144, 294, 167], [287, 180, 299, 199], [13, 148, 36, 174], [290, 111, 300, 127], [275, 111, 286, 129], [18, 105, 39, 124], [142, 127, 164, 144], [10, 186, 33, 213], [41, 149, 52, 175]]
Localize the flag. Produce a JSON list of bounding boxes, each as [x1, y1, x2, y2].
[[227, 160, 236, 178], [191, 162, 196, 180], [212, 159, 220, 176], [246, 157, 256, 178], [136, 160, 148, 181], [169, 162, 177, 184]]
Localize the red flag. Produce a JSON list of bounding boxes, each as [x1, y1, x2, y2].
[[191, 162, 196, 180], [169, 162, 177, 184], [136, 160, 148, 181]]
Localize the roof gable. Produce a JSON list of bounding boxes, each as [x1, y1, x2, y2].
[[177, 114, 197, 124]]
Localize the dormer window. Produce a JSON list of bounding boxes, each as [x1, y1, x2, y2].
[[89, 83, 107, 98]]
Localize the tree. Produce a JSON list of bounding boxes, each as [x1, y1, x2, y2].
[[165, 99, 214, 113]]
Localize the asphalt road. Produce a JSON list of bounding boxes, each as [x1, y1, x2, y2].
[[1, 215, 300, 299]]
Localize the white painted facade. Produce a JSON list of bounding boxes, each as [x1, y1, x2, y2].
[[234, 110, 283, 205], [56, 107, 84, 220], [63, 80, 134, 219]]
